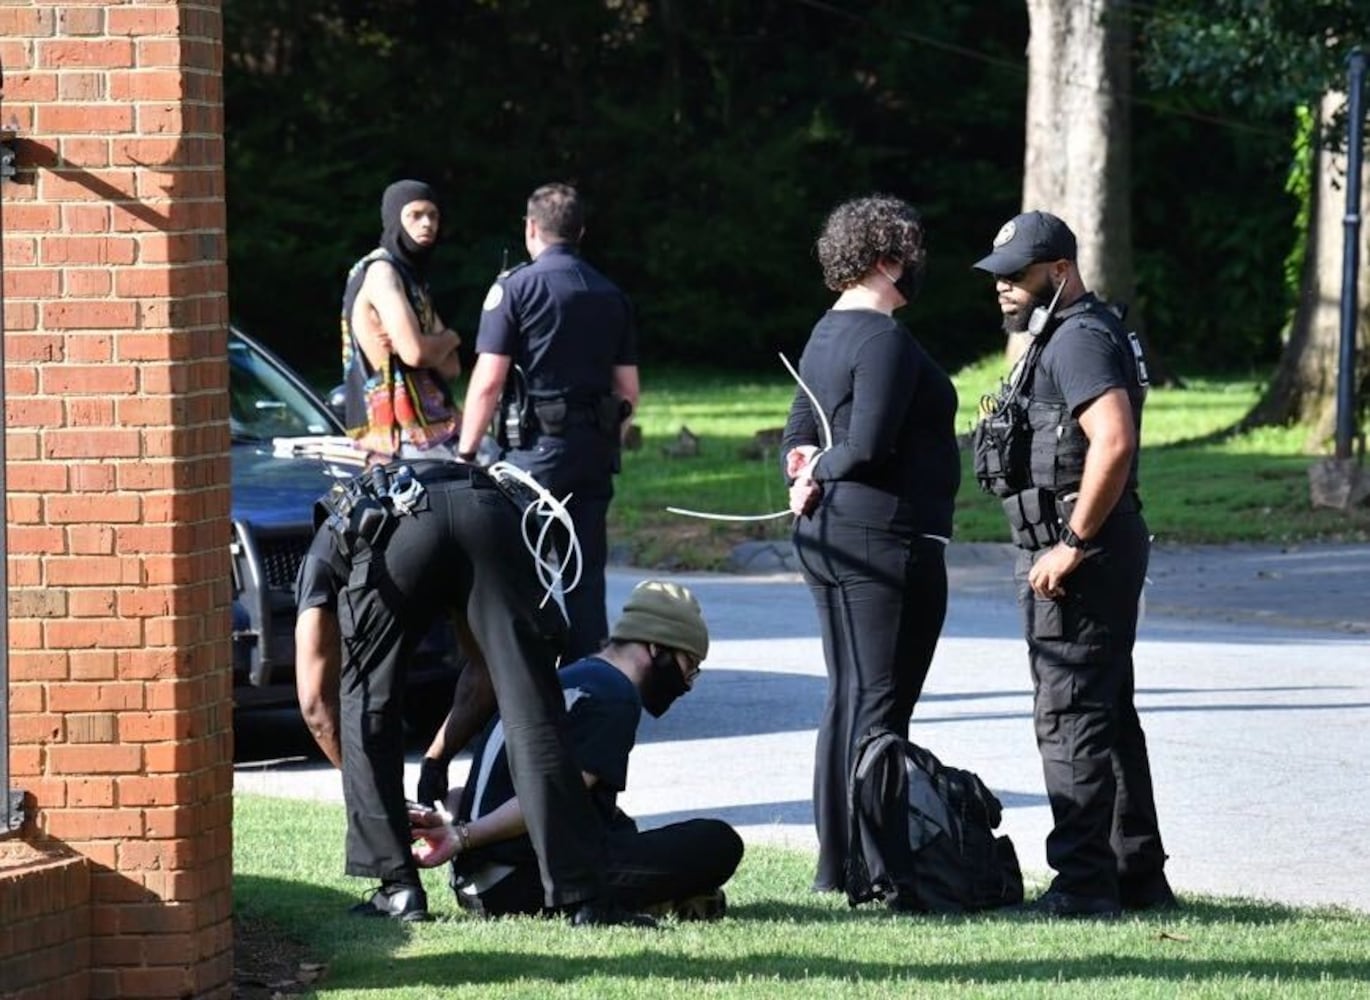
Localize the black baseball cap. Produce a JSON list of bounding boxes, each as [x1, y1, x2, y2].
[[972, 210, 1077, 275]]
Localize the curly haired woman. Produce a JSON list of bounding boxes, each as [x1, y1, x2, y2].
[[781, 195, 961, 894]]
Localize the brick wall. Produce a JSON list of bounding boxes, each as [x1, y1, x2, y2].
[[1, 3, 233, 998]]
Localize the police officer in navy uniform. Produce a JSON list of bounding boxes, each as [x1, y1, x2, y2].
[[971, 211, 1175, 917], [457, 183, 640, 661]]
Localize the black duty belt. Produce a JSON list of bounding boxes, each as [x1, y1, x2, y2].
[[399, 460, 490, 487]]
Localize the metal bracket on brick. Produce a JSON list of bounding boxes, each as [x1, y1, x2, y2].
[[5, 790, 24, 834], [0, 128, 16, 183]]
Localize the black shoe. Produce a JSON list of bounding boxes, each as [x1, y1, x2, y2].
[[568, 899, 659, 928], [1025, 888, 1122, 919], [1120, 873, 1179, 912], [350, 883, 430, 922]]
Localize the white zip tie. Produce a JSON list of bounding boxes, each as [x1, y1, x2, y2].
[[666, 352, 831, 523], [488, 461, 581, 609], [779, 350, 833, 452], [665, 506, 792, 522]]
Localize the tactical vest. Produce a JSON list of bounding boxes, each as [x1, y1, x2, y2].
[[340, 248, 459, 459], [973, 300, 1147, 549]]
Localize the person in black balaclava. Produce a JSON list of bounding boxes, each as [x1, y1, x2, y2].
[[408, 580, 744, 923], [340, 178, 463, 460], [378, 179, 439, 278]]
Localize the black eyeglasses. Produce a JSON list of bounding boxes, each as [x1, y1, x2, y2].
[[996, 266, 1032, 284], [674, 651, 701, 686]]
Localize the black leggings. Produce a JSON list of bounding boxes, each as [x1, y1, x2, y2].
[[465, 819, 744, 918], [794, 516, 948, 891], [337, 474, 605, 908]]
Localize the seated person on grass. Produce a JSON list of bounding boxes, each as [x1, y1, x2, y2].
[[410, 580, 744, 920]]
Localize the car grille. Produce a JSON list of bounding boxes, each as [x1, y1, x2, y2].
[[260, 534, 313, 590]]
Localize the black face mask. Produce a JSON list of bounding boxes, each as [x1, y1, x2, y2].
[[640, 647, 690, 718], [893, 263, 923, 304]]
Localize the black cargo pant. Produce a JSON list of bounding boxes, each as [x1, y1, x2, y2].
[[794, 513, 949, 892], [1017, 510, 1168, 899], [504, 424, 616, 662], [462, 819, 744, 918], [337, 469, 605, 908]]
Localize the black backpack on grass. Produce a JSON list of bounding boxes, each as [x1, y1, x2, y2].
[[845, 729, 1024, 913]]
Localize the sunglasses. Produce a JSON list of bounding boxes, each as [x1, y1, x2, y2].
[[995, 265, 1034, 284]]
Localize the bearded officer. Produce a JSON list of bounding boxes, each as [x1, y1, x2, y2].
[[971, 211, 1175, 918]]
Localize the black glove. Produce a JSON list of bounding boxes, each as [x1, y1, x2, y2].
[[416, 757, 449, 809]]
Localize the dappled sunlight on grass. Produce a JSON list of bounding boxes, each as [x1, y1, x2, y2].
[[235, 794, 1370, 1000], [612, 364, 1367, 564]]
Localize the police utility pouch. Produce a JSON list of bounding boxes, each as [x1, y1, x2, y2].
[[531, 397, 568, 437], [972, 402, 1030, 497], [1001, 487, 1059, 551], [596, 394, 630, 436]]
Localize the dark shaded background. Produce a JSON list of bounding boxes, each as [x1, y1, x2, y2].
[[223, 0, 1295, 381]]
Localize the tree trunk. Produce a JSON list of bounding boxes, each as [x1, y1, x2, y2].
[[1244, 90, 1370, 448], [1015, 0, 1176, 383]]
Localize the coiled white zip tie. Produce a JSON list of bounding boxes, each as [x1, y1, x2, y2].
[[666, 352, 831, 523], [487, 461, 582, 609]]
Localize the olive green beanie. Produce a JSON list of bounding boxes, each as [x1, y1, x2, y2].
[[609, 580, 709, 662]]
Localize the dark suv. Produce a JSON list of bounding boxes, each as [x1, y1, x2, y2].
[[228, 328, 457, 731]]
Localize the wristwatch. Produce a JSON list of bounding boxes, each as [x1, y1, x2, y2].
[[457, 449, 478, 463], [1059, 523, 1087, 549]]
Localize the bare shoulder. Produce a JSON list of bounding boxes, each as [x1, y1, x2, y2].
[[361, 257, 403, 293]]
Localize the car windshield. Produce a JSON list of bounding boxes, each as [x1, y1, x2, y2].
[[229, 336, 336, 443]]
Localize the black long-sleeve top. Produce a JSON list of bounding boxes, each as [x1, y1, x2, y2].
[[781, 308, 960, 537]]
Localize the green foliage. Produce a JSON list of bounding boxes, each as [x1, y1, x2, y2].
[[1131, 0, 1369, 370], [235, 793, 1370, 999], [1140, 0, 1368, 124], [604, 365, 1370, 570], [1283, 105, 1316, 301], [224, 0, 1313, 381]]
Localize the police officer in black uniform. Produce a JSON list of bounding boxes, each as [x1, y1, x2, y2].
[[314, 459, 639, 925], [456, 183, 639, 661], [971, 211, 1175, 917]]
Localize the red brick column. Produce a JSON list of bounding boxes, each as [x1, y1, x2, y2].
[[1, 3, 232, 998]]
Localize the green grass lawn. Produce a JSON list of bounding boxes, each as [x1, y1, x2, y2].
[[612, 360, 1370, 569], [234, 794, 1370, 999]]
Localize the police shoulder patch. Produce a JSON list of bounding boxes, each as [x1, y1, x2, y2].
[[482, 283, 505, 312], [993, 220, 1016, 247]]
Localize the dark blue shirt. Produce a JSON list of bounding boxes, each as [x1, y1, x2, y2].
[[475, 244, 638, 401], [457, 657, 641, 867]]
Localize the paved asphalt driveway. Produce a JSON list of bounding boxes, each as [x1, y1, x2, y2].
[[235, 542, 1370, 912]]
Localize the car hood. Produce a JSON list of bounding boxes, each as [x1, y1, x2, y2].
[[231, 442, 356, 529]]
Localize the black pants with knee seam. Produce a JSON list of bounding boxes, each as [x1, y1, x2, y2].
[[794, 513, 949, 892], [461, 819, 744, 918], [337, 472, 606, 908], [1016, 511, 1168, 900]]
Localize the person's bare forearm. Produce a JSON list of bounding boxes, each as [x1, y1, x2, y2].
[[295, 607, 343, 768]]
